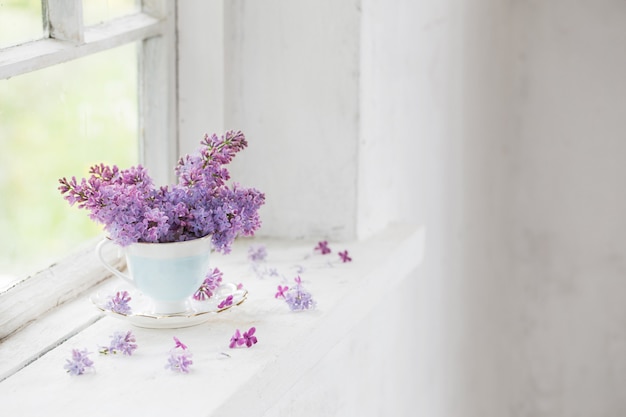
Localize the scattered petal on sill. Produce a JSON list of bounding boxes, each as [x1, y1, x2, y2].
[[64, 349, 94, 376], [218, 295, 234, 309], [166, 337, 193, 373], [282, 276, 316, 311], [100, 330, 137, 356], [314, 240, 331, 255], [105, 291, 132, 315], [248, 245, 267, 262], [338, 250, 352, 263], [275, 285, 289, 299], [173, 336, 188, 350], [165, 350, 193, 374], [229, 329, 243, 348], [229, 327, 258, 348], [243, 327, 258, 347]]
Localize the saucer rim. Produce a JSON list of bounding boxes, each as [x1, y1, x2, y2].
[[90, 284, 248, 323]]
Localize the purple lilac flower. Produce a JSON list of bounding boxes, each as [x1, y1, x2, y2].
[[275, 285, 289, 299], [173, 336, 188, 350], [314, 241, 331, 255], [166, 337, 193, 373], [105, 291, 132, 315], [284, 288, 316, 311], [64, 349, 94, 376], [100, 331, 137, 356], [193, 267, 224, 300], [242, 327, 258, 347], [248, 245, 267, 262], [338, 250, 352, 263], [229, 327, 258, 348], [166, 351, 193, 374], [58, 131, 265, 252], [283, 276, 316, 311], [217, 295, 234, 309], [229, 329, 243, 348]]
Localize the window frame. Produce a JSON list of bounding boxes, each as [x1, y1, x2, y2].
[[0, 0, 178, 339]]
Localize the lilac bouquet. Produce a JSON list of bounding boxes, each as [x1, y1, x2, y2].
[[58, 131, 265, 253]]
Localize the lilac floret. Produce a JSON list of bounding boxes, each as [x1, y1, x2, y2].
[[282, 276, 316, 311], [64, 349, 94, 376], [166, 351, 193, 374], [105, 291, 132, 315], [193, 267, 224, 300], [100, 331, 137, 356], [248, 245, 267, 262], [217, 295, 234, 309], [284, 287, 317, 311], [166, 337, 193, 373]]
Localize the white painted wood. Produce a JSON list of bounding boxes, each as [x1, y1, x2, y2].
[[178, 0, 225, 156], [0, 13, 164, 80], [0, 0, 177, 351], [0, 288, 105, 382], [138, 1, 178, 186], [0, 237, 124, 340], [223, 1, 360, 241], [141, 0, 167, 18], [43, 0, 84, 43], [0, 225, 424, 416]]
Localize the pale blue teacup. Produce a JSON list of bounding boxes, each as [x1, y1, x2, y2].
[[96, 235, 212, 314]]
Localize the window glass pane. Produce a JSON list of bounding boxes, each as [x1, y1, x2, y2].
[[0, 43, 138, 289], [83, 0, 140, 26], [0, 0, 43, 49]]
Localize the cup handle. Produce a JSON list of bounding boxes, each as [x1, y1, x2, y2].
[[96, 239, 133, 284]]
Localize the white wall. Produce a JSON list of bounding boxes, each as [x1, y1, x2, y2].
[[222, 0, 361, 241], [178, 0, 626, 415], [360, 1, 626, 415], [509, 1, 626, 415]]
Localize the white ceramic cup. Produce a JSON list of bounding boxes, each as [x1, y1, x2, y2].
[[96, 235, 212, 314]]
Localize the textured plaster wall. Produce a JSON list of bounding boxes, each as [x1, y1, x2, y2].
[[179, 0, 626, 415], [223, 0, 360, 241], [508, 1, 626, 415], [359, 1, 626, 415]]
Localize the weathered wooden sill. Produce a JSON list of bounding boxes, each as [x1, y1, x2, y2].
[[0, 224, 424, 416]]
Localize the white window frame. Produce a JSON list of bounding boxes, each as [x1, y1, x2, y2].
[[0, 0, 178, 339]]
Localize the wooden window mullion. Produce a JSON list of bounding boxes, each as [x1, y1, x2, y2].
[[42, 0, 85, 43]]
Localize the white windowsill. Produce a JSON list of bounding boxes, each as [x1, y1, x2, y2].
[[0, 224, 424, 416]]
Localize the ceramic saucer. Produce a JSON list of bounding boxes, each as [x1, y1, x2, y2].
[[90, 283, 248, 329]]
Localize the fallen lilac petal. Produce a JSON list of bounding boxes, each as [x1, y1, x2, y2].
[[338, 250, 352, 263], [173, 336, 188, 350], [218, 294, 234, 309], [314, 241, 331, 255], [243, 327, 258, 347], [284, 286, 316, 311], [166, 350, 193, 373], [229, 329, 242, 348], [101, 330, 138, 356], [64, 349, 94, 376], [275, 285, 289, 299], [248, 245, 267, 262], [193, 268, 224, 300], [105, 291, 132, 315]]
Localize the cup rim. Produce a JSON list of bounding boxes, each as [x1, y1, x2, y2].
[[121, 234, 213, 258]]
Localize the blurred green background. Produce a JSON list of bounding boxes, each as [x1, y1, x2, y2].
[[0, 0, 139, 288]]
